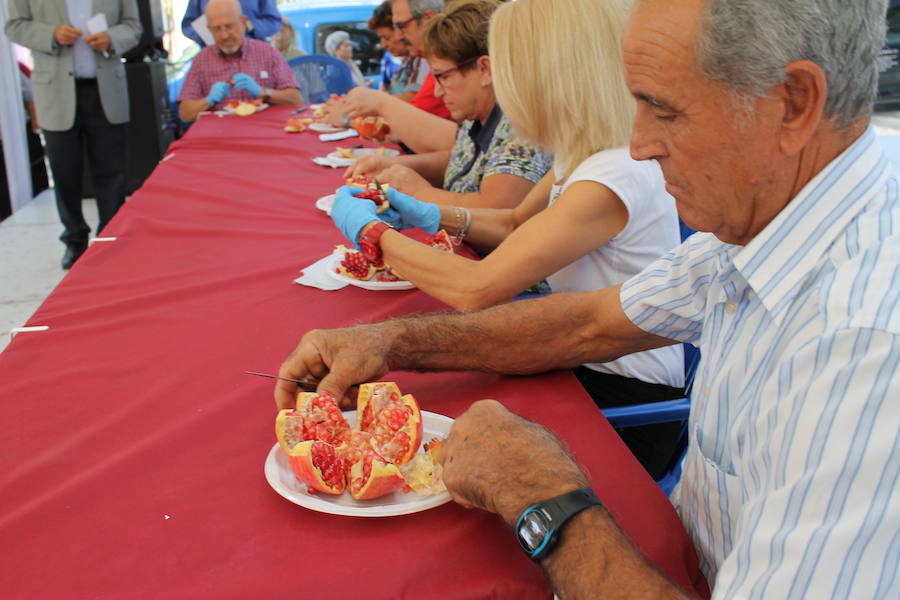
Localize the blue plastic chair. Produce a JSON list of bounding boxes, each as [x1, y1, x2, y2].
[[288, 55, 356, 104], [601, 219, 698, 495]]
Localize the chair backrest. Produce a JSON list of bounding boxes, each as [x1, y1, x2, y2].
[[287, 55, 356, 104]]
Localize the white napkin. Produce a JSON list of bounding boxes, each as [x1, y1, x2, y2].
[[319, 129, 358, 142], [87, 13, 109, 58], [294, 254, 348, 290], [312, 156, 343, 168]]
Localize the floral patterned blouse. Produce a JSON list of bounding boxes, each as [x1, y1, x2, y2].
[[442, 105, 552, 193]]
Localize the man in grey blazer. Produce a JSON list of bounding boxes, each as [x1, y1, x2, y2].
[[6, 0, 141, 268]]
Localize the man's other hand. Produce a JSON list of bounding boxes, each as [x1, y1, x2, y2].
[[83, 31, 111, 53], [275, 326, 393, 410], [438, 400, 590, 525], [206, 81, 231, 106], [54, 25, 83, 46], [232, 73, 261, 98]]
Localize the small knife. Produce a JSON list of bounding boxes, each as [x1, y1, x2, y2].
[[244, 370, 317, 391]]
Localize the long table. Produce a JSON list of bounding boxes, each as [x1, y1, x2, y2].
[[0, 105, 708, 598]]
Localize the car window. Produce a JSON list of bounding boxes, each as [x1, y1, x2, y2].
[[315, 22, 382, 77], [889, 3, 900, 46]]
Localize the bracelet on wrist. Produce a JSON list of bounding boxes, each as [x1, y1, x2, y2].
[[451, 207, 472, 245]]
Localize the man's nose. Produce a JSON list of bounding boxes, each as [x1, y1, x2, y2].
[[630, 115, 666, 162]]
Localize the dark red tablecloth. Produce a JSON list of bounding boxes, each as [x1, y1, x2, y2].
[[0, 106, 708, 599]]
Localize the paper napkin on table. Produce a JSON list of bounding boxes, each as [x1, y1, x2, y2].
[[311, 156, 343, 168], [294, 254, 348, 290], [318, 129, 358, 142]]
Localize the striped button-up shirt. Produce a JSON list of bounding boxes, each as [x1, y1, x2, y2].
[[620, 127, 899, 598], [177, 38, 298, 108]]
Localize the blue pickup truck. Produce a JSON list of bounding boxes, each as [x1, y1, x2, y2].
[[167, 0, 382, 105]]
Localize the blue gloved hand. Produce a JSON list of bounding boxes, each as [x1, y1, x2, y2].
[[386, 188, 440, 233], [207, 81, 230, 106], [331, 186, 382, 247], [232, 73, 261, 98]]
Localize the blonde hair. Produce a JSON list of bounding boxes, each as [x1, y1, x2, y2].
[[490, 0, 635, 177]]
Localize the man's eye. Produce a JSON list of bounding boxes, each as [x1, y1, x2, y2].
[[655, 113, 676, 122]]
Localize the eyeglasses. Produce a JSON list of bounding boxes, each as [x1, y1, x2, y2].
[[393, 15, 417, 32], [433, 57, 478, 88]]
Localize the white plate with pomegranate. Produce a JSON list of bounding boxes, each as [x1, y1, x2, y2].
[[326, 253, 415, 291], [265, 410, 453, 517], [325, 147, 401, 167]]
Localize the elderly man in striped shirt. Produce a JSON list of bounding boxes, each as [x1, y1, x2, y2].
[[274, 0, 898, 596]]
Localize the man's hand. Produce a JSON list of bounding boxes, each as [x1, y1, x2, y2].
[[83, 31, 111, 53], [344, 154, 395, 180], [275, 326, 393, 409], [343, 87, 388, 118], [384, 187, 440, 233], [232, 73, 261, 98], [378, 166, 434, 202], [206, 81, 231, 106], [438, 400, 590, 525], [54, 25, 83, 46], [330, 185, 383, 245]]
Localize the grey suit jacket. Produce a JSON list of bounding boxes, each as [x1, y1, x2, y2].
[[5, 0, 142, 131]]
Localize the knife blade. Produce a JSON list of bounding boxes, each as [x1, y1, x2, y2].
[[243, 370, 318, 391]]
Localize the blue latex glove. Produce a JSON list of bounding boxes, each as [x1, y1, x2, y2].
[[331, 186, 382, 247], [386, 188, 441, 234], [232, 73, 261, 98], [206, 81, 230, 106]]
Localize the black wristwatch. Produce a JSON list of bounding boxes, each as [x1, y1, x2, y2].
[[515, 487, 602, 561]]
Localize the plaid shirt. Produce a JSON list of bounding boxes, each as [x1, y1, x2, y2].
[[177, 38, 299, 108]]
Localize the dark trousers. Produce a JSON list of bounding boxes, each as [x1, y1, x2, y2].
[[573, 366, 686, 480], [43, 79, 127, 246]]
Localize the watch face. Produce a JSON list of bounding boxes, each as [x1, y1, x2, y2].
[[518, 508, 551, 552]]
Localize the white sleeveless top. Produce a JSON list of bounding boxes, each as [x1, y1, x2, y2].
[[548, 148, 684, 387]]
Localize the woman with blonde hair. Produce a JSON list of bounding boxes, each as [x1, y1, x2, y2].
[[329, 0, 684, 475]]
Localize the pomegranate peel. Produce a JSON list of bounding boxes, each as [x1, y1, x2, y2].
[[288, 440, 346, 495], [349, 451, 405, 500]]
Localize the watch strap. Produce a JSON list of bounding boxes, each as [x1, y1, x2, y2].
[[516, 487, 602, 561]]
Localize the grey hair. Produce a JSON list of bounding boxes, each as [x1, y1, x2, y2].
[[696, 0, 888, 128], [324, 30, 350, 56], [406, 0, 444, 19]]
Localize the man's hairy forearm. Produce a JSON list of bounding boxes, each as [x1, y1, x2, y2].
[[545, 508, 695, 599], [379, 286, 665, 375]]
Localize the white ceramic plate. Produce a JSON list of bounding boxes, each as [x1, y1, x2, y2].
[[223, 102, 269, 115], [325, 147, 401, 167], [265, 410, 453, 517], [326, 253, 415, 290], [309, 122, 344, 133], [315, 194, 335, 215]]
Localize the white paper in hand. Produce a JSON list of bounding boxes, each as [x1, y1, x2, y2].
[[191, 14, 215, 47], [87, 13, 110, 58]]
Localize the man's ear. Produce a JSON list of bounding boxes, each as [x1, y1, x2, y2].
[[777, 60, 827, 156], [241, 15, 250, 30]]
